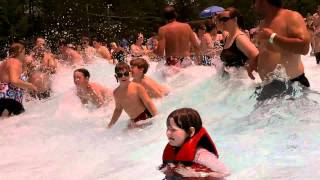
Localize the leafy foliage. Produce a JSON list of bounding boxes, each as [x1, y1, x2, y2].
[[0, 0, 318, 48]]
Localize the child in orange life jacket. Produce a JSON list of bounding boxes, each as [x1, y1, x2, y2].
[[159, 108, 230, 179]]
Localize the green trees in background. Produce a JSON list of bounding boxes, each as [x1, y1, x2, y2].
[[0, 0, 318, 53]]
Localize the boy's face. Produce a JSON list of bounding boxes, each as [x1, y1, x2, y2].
[[74, 72, 89, 87], [115, 69, 131, 83], [130, 66, 143, 76]]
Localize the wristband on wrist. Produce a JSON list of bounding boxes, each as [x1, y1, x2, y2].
[[198, 172, 209, 177], [268, 33, 277, 44]]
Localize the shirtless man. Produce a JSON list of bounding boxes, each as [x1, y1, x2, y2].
[[92, 37, 112, 63], [0, 43, 38, 116], [31, 37, 58, 73], [130, 58, 169, 98], [73, 68, 112, 108], [107, 62, 157, 128], [59, 39, 84, 65], [253, 0, 310, 85], [157, 5, 200, 66]]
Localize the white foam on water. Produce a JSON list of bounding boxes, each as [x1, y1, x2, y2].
[[0, 56, 320, 180]]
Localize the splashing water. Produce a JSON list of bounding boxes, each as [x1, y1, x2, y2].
[[0, 56, 320, 180]]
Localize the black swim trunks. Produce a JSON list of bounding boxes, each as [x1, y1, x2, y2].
[[0, 98, 25, 116], [290, 73, 310, 87], [315, 52, 320, 64], [256, 73, 310, 101]]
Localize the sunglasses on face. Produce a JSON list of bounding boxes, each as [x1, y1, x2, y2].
[[116, 71, 130, 78], [219, 16, 232, 22]]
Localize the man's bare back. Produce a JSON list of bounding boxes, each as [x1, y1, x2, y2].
[[257, 9, 310, 80], [158, 21, 198, 57]]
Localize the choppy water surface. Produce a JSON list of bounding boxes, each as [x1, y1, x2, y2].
[[0, 55, 320, 180]]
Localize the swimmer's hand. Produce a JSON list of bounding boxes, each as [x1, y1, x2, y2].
[[257, 28, 273, 41], [175, 166, 209, 178], [107, 123, 113, 129], [246, 60, 258, 80]]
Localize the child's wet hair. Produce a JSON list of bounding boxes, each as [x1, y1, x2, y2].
[[130, 58, 149, 74], [9, 43, 25, 58], [166, 108, 202, 135], [74, 68, 90, 78], [115, 62, 130, 73]]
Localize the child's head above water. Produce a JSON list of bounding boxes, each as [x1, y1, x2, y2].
[[130, 58, 149, 74], [166, 108, 202, 147], [115, 62, 131, 82], [115, 62, 130, 74]]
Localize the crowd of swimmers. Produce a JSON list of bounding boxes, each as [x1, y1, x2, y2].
[[0, 0, 317, 179]]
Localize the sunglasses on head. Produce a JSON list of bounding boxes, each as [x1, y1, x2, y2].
[[116, 71, 130, 78], [219, 16, 232, 22]]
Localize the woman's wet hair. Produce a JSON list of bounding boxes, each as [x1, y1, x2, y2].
[[130, 58, 149, 74], [225, 7, 245, 29], [9, 43, 25, 58], [267, 0, 282, 8], [115, 62, 130, 73], [74, 68, 90, 78], [167, 108, 202, 136], [164, 5, 177, 21]]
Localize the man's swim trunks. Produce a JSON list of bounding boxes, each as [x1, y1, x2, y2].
[[132, 109, 152, 123], [256, 73, 310, 101], [166, 57, 193, 67], [201, 55, 211, 66], [290, 73, 310, 87], [166, 57, 184, 66], [0, 82, 25, 116]]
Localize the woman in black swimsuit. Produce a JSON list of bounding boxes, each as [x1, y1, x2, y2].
[[217, 7, 259, 79]]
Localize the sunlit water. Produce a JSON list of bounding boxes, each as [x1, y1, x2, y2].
[[1, 55, 320, 180]]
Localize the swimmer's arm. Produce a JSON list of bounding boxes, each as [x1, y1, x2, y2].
[[189, 25, 201, 64], [9, 60, 37, 91], [137, 85, 157, 116], [205, 35, 213, 48], [194, 148, 231, 178], [87, 84, 105, 107], [236, 35, 259, 62], [236, 35, 259, 80], [108, 94, 123, 128], [142, 80, 163, 98], [273, 12, 310, 55], [156, 27, 165, 57], [99, 48, 112, 61]]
